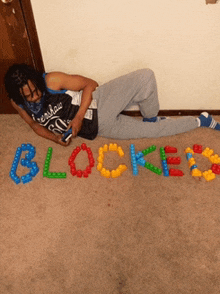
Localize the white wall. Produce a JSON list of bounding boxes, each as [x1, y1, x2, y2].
[[31, 0, 220, 110]]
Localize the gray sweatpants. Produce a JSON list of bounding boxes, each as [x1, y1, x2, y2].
[[92, 69, 198, 139]]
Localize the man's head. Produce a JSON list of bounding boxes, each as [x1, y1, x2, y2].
[[4, 63, 46, 105]]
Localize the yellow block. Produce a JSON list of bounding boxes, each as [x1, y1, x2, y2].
[[188, 158, 196, 168], [185, 147, 194, 154], [202, 170, 216, 182], [202, 147, 214, 158], [191, 168, 202, 177]]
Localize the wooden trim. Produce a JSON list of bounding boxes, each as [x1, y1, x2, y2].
[[19, 0, 45, 72], [121, 110, 220, 117]]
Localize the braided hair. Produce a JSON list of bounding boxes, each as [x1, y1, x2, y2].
[[4, 63, 47, 105]]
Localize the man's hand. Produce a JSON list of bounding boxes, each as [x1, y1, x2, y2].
[[68, 116, 83, 137], [57, 134, 72, 146]]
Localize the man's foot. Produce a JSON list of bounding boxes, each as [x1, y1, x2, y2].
[[143, 116, 167, 122], [197, 112, 220, 130]]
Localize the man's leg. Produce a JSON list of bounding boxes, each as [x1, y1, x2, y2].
[[94, 68, 161, 133], [98, 114, 199, 139]]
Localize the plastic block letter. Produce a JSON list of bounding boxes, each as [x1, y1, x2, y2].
[[10, 143, 39, 184], [43, 147, 66, 178], [130, 144, 138, 176]]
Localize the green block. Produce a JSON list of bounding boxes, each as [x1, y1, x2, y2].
[[43, 170, 48, 177], [160, 147, 166, 160], [56, 172, 67, 178], [144, 162, 162, 175], [142, 145, 156, 156]]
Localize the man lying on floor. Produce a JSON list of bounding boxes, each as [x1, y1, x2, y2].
[[4, 63, 220, 146]]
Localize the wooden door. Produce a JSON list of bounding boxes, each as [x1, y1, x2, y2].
[[0, 0, 44, 113]]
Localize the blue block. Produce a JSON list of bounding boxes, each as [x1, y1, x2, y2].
[[190, 164, 198, 171], [130, 144, 138, 176], [136, 152, 144, 160], [21, 174, 32, 184], [161, 160, 169, 177], [137, 158, 146, 167], [186, 153, 193, 160]]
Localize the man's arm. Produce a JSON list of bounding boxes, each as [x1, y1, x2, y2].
[[11, 100, 70, 146], [45, 72, 99, 136]]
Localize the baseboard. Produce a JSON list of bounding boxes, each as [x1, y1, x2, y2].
[[121, 110, 220, 117]]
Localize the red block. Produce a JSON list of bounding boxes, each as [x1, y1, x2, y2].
[[169, 169, 184, 176], [81, 143, 87, 150], [211, 164, 220, 174], [193, 144, 203, 154], [164, 146, 177, 153], [83, 171, 89, 178], [86, 166, 92, 174], [167, 156, 181, 164], [76, 170, 83, 178]]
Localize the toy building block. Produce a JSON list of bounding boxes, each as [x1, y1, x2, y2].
[[166, 156, 181, 165], [161, 160, 169, 177], [21, 143, 39, 182], [104, 169, 111, 178], [103, 144, 108, 152], [76, 170, 82, 178], [136, 157, 146, 167], [97, 163, 103, 171], [211, 164, 220, 174], [109, 143, 118, 151], [164, 146, 177, 153], [130, 144, 138, 176], [186, 153, 193, 161], [144, 162, 162, 175], [10, 147, 22, 184], [169, 169, 184, 176], [184, 147, 194, 155], [117, 146, 125, 157], [98, 147, 104, 153], [191, 168, 202, 177], [193, 144, 203, 153], [101, 168, 111, 178], [136, 152, 144, 160], [188, 158, 196, 168], [43, 148, 52, 176], [202, 170, 216, 182], [160, 147, 167, 161], [190, 164, 198, 171], [202, 147, 214, 158], [10, 173, 21, 184], [21, 174, 32, 184], [81, 143, 87, 150], [209, 154, 220, 164], [111, 169, 121, 178], [97, 155, 104, 164], [159, 147, 169, 176], [142, 145, 156, 156], [47, 172, 67, 179], [86, 166, 92, 174], [118, 164, 127, 173], [82, 171, 88, 178]]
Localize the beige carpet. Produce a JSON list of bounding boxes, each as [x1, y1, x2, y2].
[[1, 114, 220, 294]]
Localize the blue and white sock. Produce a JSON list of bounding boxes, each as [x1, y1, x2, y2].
[[143, 116, 167, 122], [197, 112, 220, 130]]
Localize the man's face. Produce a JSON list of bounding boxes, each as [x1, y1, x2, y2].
[[20, 80, 42, 103]]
